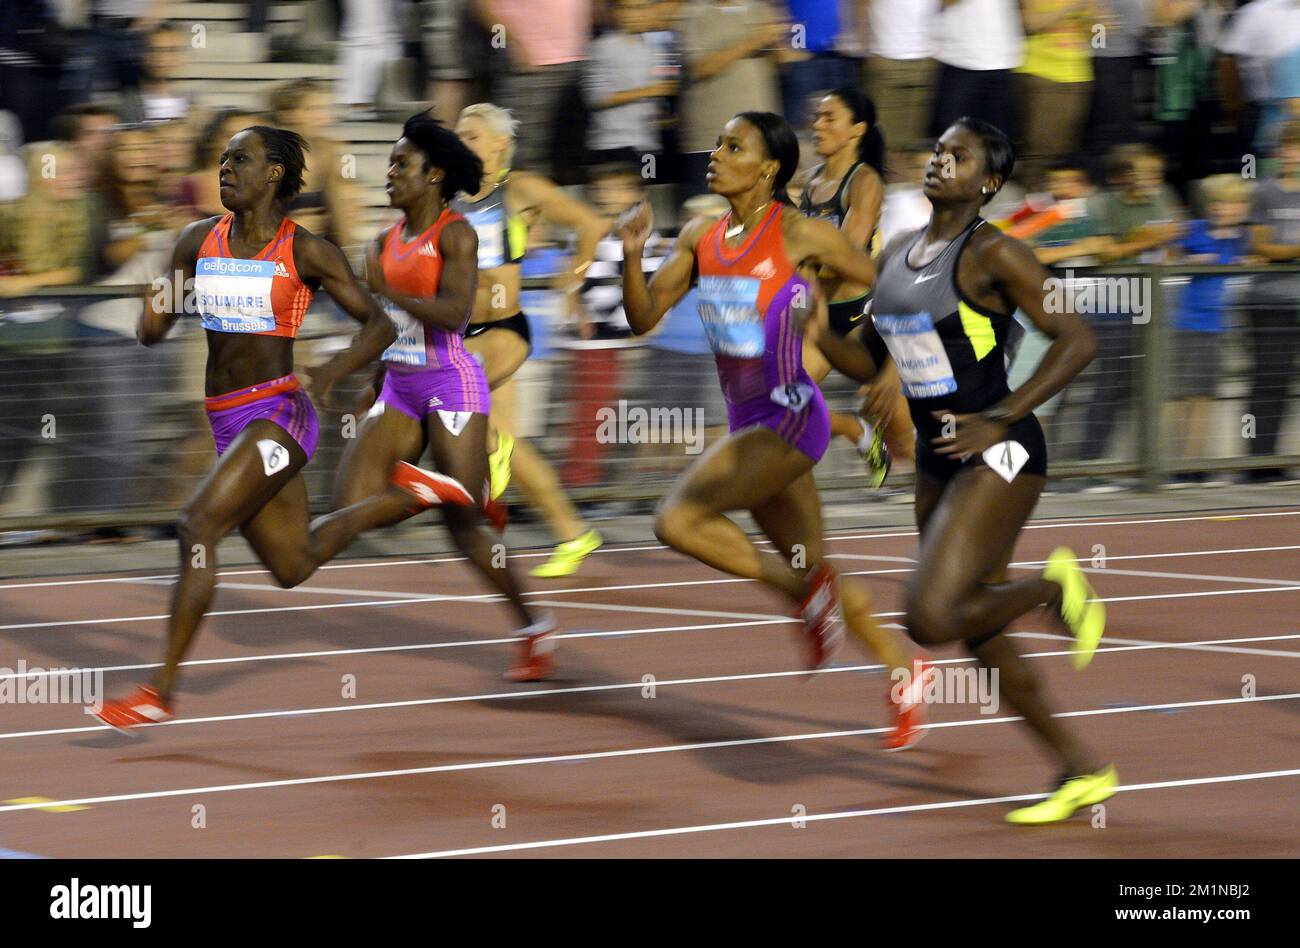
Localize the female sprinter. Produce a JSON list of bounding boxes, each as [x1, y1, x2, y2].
[[452, 103, 611, 578], [618, 111, 927, 750], [94, 126, 421, 728], [798, 87, 912, 486], [308, 114, 558, 681], [807, 117, 1116, 823]]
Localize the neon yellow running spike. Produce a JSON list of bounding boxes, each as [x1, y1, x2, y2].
[[1043, 546, 1106, 670], [530, 529, 603, 578], [1005, 765, 1119, 825], [488, 431, 514, 501], [858, 423, 891, 489]]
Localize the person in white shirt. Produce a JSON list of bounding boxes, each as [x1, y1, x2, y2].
[[928, 0, 1024, 141], [861, 0, 940, 156]]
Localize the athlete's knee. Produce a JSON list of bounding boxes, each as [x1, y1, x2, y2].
[[266, 556, 313, 590], [176, 506, 222, 551], [905, 589, 962, 646], [653, 501, 695, 552]]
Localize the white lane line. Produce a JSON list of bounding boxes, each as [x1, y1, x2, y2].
[[1099, 586, 1300, 604], [0, 692, 1294, 815], [2, 633, 1289, 740], [0, 617, 801, 684], [1014, 545, 1300, 565], [0, 545, 675, 591], [1012, 630, 1300, 660], [7, 580, 1298, 634], [823, 510, 1300, 545], [4, 510, 1294, 591], [1081, 567, 1300, 588], [387, 767, 1300, 859]]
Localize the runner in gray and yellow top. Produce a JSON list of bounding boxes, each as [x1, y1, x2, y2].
[[805, 117, 1117, 826]]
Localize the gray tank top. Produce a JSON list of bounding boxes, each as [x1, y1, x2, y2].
[[869, 218, 1018, 438]]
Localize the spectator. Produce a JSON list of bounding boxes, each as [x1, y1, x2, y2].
[[270, 79, 359, 249], [779, 0, 859, 131], [1073, 143, 1187, 465], [0, 142, 94, 296], [0, 111, 25, 203], [583, 0, 676, 169], [677, 0, 789, 203], [581, 162, 670, 336], [1149, 0, 1230, 192], [1082, 0, 1148, 171], [1004, 156, 1112, 264], [1218, 0, 1300, 156], [1001, 156, 1111, 435], [1016, 0, 1099, 190], [476, 0, 594, 175], [1166, 173, 1252, 483], [862, 0, 939, 165], [119, 20, 191, 125], [0, 141, 93, 508], [0, 0, 75, 143], [1242, 119, 1300, 482], [929, 0, 1024, 142], [73, 122, 179, 519], [337, 0, 401, 120], [88, 0, 153, 97]]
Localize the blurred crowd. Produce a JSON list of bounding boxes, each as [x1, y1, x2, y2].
[[0, 0, 1298, 528]]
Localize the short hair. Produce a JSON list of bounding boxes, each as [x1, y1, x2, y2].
[[245, 125, 309, 203], [1045, 155, 1090, 178], [950, 116, 1014, 203], [588, 162, 642, 182], [1199, 173, 1252, 208], [400, 113, 484, 197], [1105, 142, 1162, 181], [733, 110, 800, 204], [269, 79, 329, 121], [458, 103, 518, 165]]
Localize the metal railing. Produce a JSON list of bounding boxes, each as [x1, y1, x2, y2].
[[1, 264, 1297, 531]]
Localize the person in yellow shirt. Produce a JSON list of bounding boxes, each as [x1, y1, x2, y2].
[[1016, 0, 1100, 190]]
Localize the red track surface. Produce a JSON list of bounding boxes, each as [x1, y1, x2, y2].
[[1, 509, 1298, 858]]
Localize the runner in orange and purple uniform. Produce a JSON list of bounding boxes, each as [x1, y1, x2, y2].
[[94, 125, 461, 730], [619, 111, 929, 750]]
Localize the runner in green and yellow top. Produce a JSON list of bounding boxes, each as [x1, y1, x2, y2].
[[452, 103, 611, 577]]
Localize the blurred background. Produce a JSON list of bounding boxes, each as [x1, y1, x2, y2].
[[1, 0, 1298, 545]]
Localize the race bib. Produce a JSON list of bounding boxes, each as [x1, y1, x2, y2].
[[195, 257, 276, 333], [465, 206, 507, 269], [873, 310, 957, 399], [257, 438, 291, 477], [770, 382, 814, 411], [697, 276, 765, 358], [437, 409, 472, 435], [381, 303, 427, 366], [982, 440, 1029, 483]]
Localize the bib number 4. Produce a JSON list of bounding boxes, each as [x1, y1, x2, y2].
[[982, 440, 1029, 483]]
